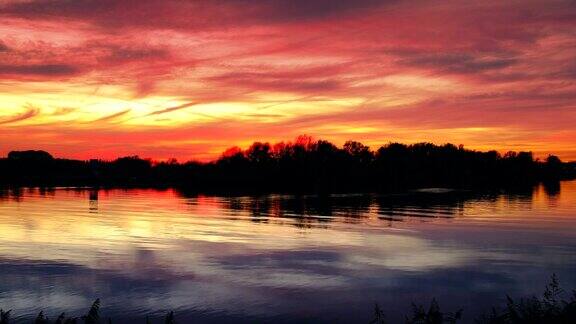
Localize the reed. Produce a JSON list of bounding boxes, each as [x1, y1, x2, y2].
[[371, 274, 576, 324], [1, 299, 176, 324]]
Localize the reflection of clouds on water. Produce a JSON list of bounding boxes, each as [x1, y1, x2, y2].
[[0, 182, 574, 322], [1, 252, 574, 323], [0, 291, 88, 318], [0, 224, 481, 287], [344, 234, 472, 271]]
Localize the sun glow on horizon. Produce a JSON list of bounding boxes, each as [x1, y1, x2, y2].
[[0, 0, 575, 161]]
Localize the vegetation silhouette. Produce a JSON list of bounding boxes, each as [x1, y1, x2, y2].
[[370, 275, 575, 324], [0, 299, 176, 324], [0, 275, 573, 323], [1, 136, 575, 193]]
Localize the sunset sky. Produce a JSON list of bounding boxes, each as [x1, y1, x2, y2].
[[0, 0, 575, 161]]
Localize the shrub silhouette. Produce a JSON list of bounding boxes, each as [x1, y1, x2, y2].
[[81, 299, 100, 324], [405, 299, 462, 324], [475, 274, 576, 324], [369, 274, 576, 324], [370, 303, 386, 324], [0, 309, 11, 324], [19, 299, 176, 324]]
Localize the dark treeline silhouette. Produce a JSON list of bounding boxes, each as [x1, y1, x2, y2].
[[1, 136, 575, 193]]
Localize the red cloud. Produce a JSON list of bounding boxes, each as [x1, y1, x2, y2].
[[0, 0, 575, 160]]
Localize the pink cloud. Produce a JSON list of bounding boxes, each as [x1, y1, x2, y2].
[[0, 0, 575, 160]]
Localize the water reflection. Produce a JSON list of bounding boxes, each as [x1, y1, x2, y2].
[[89, 189, 99, 213], [0, 183, 574, 323]]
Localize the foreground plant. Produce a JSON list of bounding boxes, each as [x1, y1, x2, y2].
[[2, 299, 176, 324], [475, 274, 576, 324], [371, 274, 576, 324]]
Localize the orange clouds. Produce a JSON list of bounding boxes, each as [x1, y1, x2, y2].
[[0, 0, 575, 161]]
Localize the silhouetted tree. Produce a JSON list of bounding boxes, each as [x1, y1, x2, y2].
[[8, 150, 53, 161], [0, 137, 573, 192]]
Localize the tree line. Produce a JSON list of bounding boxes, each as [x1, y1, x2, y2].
[[1, 136, 574, 192]]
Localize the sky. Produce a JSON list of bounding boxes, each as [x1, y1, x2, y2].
[[0, 0, 575, 161]]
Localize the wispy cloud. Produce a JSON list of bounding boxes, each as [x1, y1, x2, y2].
[[0, 0, 575, 160], [146, 102, 199, 116], [0, 64, 79, 77], [90, 109, 131, 123], [0, 106, 40, 125]]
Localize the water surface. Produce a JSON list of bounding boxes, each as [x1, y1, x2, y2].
[[0, 182, 575, 323]]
